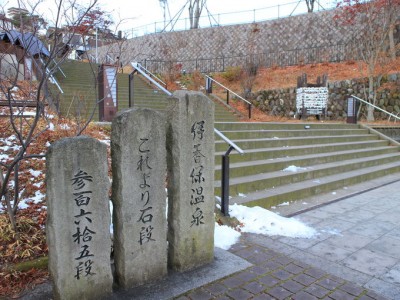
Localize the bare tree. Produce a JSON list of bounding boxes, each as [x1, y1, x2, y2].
[[241, 24, 261, 98], [188, 0, 206, 29], [305, 0, 316, 12], [335, 0, 400, 121], [0, 0, 100, 231]]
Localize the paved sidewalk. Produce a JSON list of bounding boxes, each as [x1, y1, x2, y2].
[[20, 179, 400, 299], [179, 180, 400, 300]]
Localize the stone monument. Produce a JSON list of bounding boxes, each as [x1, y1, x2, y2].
[[111, 108, 168, 289], [166, 91, 215, 272], [46, 136, 113, 300]]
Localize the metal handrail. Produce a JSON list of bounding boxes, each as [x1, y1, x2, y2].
[[106, 54, 113, 64], [205, 75, 252, 119], [351, 95, 400, 122], [214, 128, 245, 216], [128, 64, 244, 216], [128, 62, 171, 107], [37, 58, 64, 94], [389, 112, 400, 123], [46, 58, 66, 78], [214, 128, 244, 154], [132, 62, 168, 89]]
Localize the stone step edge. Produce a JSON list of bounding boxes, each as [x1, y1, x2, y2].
[[215, 130, 370, 137], [214, 121, 358, 126], [226, 161, 400, 206], [215, 134, 377, 144], [214, 152, 400, 188], [274, 173, 400, 217], [214, 140, 390, 156], [216, 128, 368, 133], [214, 146, 399, 171]]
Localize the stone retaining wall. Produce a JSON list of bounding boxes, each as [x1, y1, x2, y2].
[[373, 127, 400, 142], [251, 73, 400, 120], [98, 8, 398, 72]]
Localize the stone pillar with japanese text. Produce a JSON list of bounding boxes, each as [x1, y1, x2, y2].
[[46, 136, 113, 300], [167, 91, 215, 272], [111, 108, 168, 289]]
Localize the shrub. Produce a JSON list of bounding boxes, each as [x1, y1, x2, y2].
[[221, 66, 243, 82]]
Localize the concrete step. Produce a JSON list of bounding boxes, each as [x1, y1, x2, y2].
[[215, 122, 360, 131], [215, 140, 391, 163], [223, 160, 400, 209], [214, 134, 379, 152], [216, 128, 370, 139], [213, 122, 400, 208], [214, 152, 400, 196], [214, 146, 400, 179]]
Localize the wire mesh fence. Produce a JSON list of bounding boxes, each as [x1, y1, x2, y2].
[[141, 42, 359, 74]]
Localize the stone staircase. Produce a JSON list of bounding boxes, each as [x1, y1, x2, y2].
[[214, 122, 400, 208], [53, 60, 238, 122], [53, 61, 400, 209]]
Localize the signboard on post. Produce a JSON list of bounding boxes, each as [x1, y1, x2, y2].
[[296, 87, 328, 119], [98, 64, 118, 122], [347, 97, 357, 124]]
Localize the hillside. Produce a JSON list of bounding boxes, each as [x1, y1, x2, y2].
[[206, 58, 400, 122]]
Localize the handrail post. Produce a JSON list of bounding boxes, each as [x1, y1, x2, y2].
[[221, 146, 234, 216], [248, 103, 252, 119], [226, 90, 230, 105], [128, 72, 134, 108], [205, 76, 212, 94]]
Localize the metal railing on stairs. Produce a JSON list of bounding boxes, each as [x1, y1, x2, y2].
[[130, 62, 245, 216], [351, 95, 400, 123], [214, 129, 244, 216], [39, 57, 64, 94], [205, 75, 252, 119], [130, 62, 171, 106]]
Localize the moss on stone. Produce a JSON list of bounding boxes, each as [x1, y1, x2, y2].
[[7, 256, 48, 272]]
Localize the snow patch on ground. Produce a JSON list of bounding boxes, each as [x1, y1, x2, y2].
[[214, 223, 241, 250], [99, 139, 110, 146], [0, 154, 9, 161], [18, 190, 45, 209], [215, 204, 317, 250], [29, 169, 42, 177], [59, 124, 71, 130], [110, 201, 114, 234], [283, 165, 307, 172], [231, 204, 316, 238]]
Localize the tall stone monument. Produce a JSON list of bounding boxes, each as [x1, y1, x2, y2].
[[111, 108, 168, 289], [167, 91, 215, 272], [46, 136, 113, 300]]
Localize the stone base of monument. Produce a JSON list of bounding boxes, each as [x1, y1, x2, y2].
[[19, 248, 252, 300]]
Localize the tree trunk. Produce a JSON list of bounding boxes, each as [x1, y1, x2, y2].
[[193, 2, 200, 29], [0, 168, 17, 231], [189, 1, 194, 29], [189, 0, 204, 29], [306, 0, 315, 13], [367, 74, 375, 122], [388, 24, 396, 61]]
